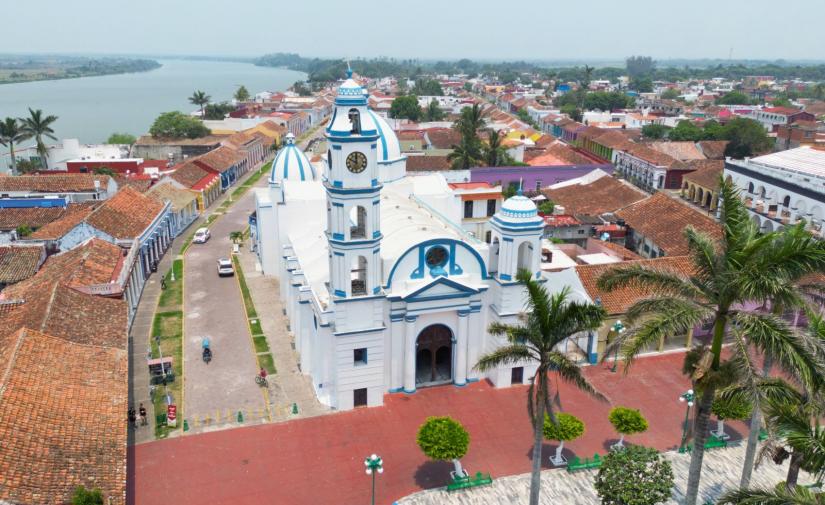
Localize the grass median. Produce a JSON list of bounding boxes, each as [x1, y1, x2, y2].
[[151, 258, 184, 439], [232, 254, 276, 375]]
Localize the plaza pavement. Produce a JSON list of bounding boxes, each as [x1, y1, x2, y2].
[[129, 352, 787, 505]]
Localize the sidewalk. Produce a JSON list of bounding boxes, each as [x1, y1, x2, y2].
[[128, 160, 272, 445]]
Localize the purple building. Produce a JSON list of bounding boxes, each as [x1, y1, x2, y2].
[[470, 164, 614, 192]]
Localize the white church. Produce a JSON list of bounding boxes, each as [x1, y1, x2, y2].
[[254, 71, 545, 410]]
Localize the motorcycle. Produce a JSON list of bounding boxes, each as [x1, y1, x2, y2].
[[202, 338, 211, 364]]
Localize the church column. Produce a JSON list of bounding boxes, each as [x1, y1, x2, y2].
[[455, 310, 469, 386], [466, 307, 482, 380], [403, 315, 418, 393], [390, 315, 404, 390]]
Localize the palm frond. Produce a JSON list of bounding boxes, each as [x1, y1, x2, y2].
[[624, 296, 708, 325], [596, 263, 701, 300], [717, 485, 820, 505], [473, 344, 535, 372], [619, 303, 707, 372], [547, 351, 607, 402]]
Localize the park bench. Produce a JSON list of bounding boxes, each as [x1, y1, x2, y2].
[[566, 454, 603, 473], [446, 471, 493, 492], [682, 434, 728, 453]]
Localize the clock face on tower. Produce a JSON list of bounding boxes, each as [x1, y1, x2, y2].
[[346, 151, 368, 173]]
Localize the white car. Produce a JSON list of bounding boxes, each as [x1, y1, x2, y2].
[[193, 227, 211, 244], [217, 258, 234, 277]]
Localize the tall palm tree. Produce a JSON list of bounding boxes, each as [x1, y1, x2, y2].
[[476, 271, 607, 505], [582, 65, 594, 88], [447, 138, 483, 170], [597, 179, 825, 505], [189, 90, 211, 118], [20, 108, 57, 169], [483, 129, 508, 167], [454, 103, 485, 139], [0, 117, 31, 174]]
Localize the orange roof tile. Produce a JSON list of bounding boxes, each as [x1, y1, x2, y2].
[[543, 176, 648, 216]]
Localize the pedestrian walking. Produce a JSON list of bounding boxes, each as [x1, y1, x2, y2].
[[128, 407, 137, 428], [139, 403, 147, 426]]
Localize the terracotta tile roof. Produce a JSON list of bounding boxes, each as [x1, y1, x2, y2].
[[697, 140, 729, 160], [543, 176, 648, 216], [648, 141, 707, 161], [0, 245, 44, 285], [223, 131, 258, 149], [591, 130, 636, 151], [425, 128, 462, 149], [616, 192, 723, 256], [0, 327, 127, 505], [134, 135, 224, 146], [576, 255, 695, 314], [544, 142, 594, 165], [596, 240, 643, 261], [683, 161, 724, 190], [0, 238, 128, 347], [112, 175, 153, 193], [169, 161, 214, 188], [194, 146, 245, 173], [0, 174, 110, 193], [622, 143, 689, 170], [147, 181, 198, 211], [406, 155, 452, 171], [85, 187, 165, 240], [763, 106, 802, 115], [28, 202, 102, 240], [0, 207, 66, 231]]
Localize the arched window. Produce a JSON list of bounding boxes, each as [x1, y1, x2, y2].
[[517, 241, 533, 272], [489, 238, 500, 274], [349, 206, 367, 239], [348, 108, 361, 134], [748, 182, 754, 194], [782, 195, 791, 208], [351, 255, 367, 296], [327, 149, 332, 170]]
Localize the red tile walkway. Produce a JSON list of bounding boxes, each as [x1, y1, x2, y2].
[[128, 352, 751, 505]]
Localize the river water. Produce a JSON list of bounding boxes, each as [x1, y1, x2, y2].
[[0, 59, 306, 144]]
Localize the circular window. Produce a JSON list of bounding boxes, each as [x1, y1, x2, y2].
[[425, 246, 449, 268]]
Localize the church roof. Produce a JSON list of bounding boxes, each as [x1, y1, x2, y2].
[[270, 133, 317, 183], [367, 110, 404, 164]]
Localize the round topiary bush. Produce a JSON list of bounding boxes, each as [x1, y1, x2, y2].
[[608, 406, 649, 449], [416, 416, 470, 479], [594, 445, 674, 505], [711, 394, 752, 439], [543, 412, 585, 466]]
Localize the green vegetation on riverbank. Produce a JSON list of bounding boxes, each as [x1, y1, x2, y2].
[[0, 56, 161, 85]]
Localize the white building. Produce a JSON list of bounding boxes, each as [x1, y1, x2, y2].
[[2, 138, 129, 173], [724, 146, 825, 237], [254, 72, 545, 410]]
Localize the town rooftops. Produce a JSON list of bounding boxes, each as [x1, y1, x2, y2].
[[85, 186, 165, 239], [0, 206, 67, 232], [169, 161, 218, 189], [0, 245, 44, 286], [147, 181, 198, 211], [575, 255, 694, 314], [683, 160, 725, 190], [621, 143, 689, 170], [134, 134, 225, 146], [0, 327, 127, 505], [406, 155, 452, 171], [697, 140, 729, 160], [763, 106, 803, 115], [744, 146, 825, 179], [647, 141, 707, 161], [424, 128, 462, 149], [194, 146, 245, 173], [0, 174, 110, 193], [28, 202, 102, 240], [616, 192, 722, 256], [543, 172, 647, 216]]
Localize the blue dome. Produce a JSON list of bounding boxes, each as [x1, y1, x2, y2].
[[269, 133, 317, 183]]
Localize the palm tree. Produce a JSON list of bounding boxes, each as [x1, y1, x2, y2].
[[454, 103, 485, 139], [447, 138, 482, 170], [0, 117, 31, 174], [20, 108, 57, 169], [483, 129, 508, 167], [475, 271, 607, 505], [718, 485, 822, 504], [596, 179, 825, 505], [582, 65, 594, 88], [189, 90, 211, 118]]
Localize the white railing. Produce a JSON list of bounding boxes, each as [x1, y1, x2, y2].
[[409, 194, 482, 244]]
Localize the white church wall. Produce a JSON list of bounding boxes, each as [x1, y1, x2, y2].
[[334, 328, 386, 409]]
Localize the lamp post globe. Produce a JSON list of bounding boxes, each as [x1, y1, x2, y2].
[[364, 453, 383, 505], [610, 320, 626, 373], [678, 389, 696, 453]]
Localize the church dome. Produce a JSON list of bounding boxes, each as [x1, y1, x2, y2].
[[500, 193, 538, 218], [367, 110, 403, 163], [269, 133, 317, 183]]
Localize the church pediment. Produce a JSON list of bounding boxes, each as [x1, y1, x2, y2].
[[396, 277, 482, 302]]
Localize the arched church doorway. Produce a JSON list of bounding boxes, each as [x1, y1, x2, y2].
[[415, 324, 453, 386]]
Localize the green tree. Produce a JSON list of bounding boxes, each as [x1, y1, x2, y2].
[[389, 95, 421, 121], [722, 117, 773, 158], [538, 200, 555, 214], [230, 231, 244, 244], [668, 120, 704, 142], [149, 111, 210, 139], [412, 78, 444, 96], [234, 85, 250, 102], [92, 166, 114, 176], [106, 132, 136, 145], [447, 138, 483, 169], [716, 91, 752, 105], [641, 124, 669, 140], [560, 104, 583, 122], [702, 120, 725, 141], [416, 416, 470, 479], [597, 179, 825, 505], [188, 90, 211, 118], [630, 78, 653, 93], [710, 393, 751, 441], [71, 486, 103, 505], [543, 412, 585, 465], [482, 129, 508, 167], [424, 99, 445, 122], [594, 445, 674, 505], [771, 97, 793, 108], [660, 88, 680, 100], [292, 81, 312, 96], [626, 56, 655, 79], [0, 117, 31, 174], [15, 224, 32, 237], [463, 82, 473, 92], [455, 103, 485, 138], [203, 102, 236, 120], [14, 158, 39, 174], [20, 108, 58, 167], [476, 278, 606, 505], [608, 407, 649, 449], [582, 65, 595, 88], [584, 92, 634, 112]]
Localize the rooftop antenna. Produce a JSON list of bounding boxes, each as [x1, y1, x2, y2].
[[517, 177, 524, 196], [346, 59, 353, 79]]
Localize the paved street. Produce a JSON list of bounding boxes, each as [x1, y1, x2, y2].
[[129, 351, 786, 505]]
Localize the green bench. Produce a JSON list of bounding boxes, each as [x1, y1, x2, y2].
[[682, 434, 728, 453], [446, 471, 493, 492], [567, 454, 603, 472]]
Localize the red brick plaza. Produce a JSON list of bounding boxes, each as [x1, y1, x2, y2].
[[129, 352, 751, 505]]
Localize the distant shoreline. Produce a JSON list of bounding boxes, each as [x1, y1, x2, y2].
[[0, 58, 163, 86]]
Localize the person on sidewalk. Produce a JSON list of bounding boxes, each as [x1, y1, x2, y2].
[[128, 407, 137, 428], [139, 403, 147, 426]]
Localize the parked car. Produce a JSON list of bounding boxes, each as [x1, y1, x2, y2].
[[193, 227, 211, 244], [217, 258, 234, 277]]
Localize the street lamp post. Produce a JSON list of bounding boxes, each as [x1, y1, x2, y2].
[[610, 320, 626, 373], [678, 389, 695, 453], [364, 453, 383, 505]]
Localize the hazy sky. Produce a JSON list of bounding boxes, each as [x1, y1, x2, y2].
[[5, 0, 825, 61]]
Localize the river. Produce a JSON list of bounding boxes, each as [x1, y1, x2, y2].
[[0, 59, 306, 144]]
